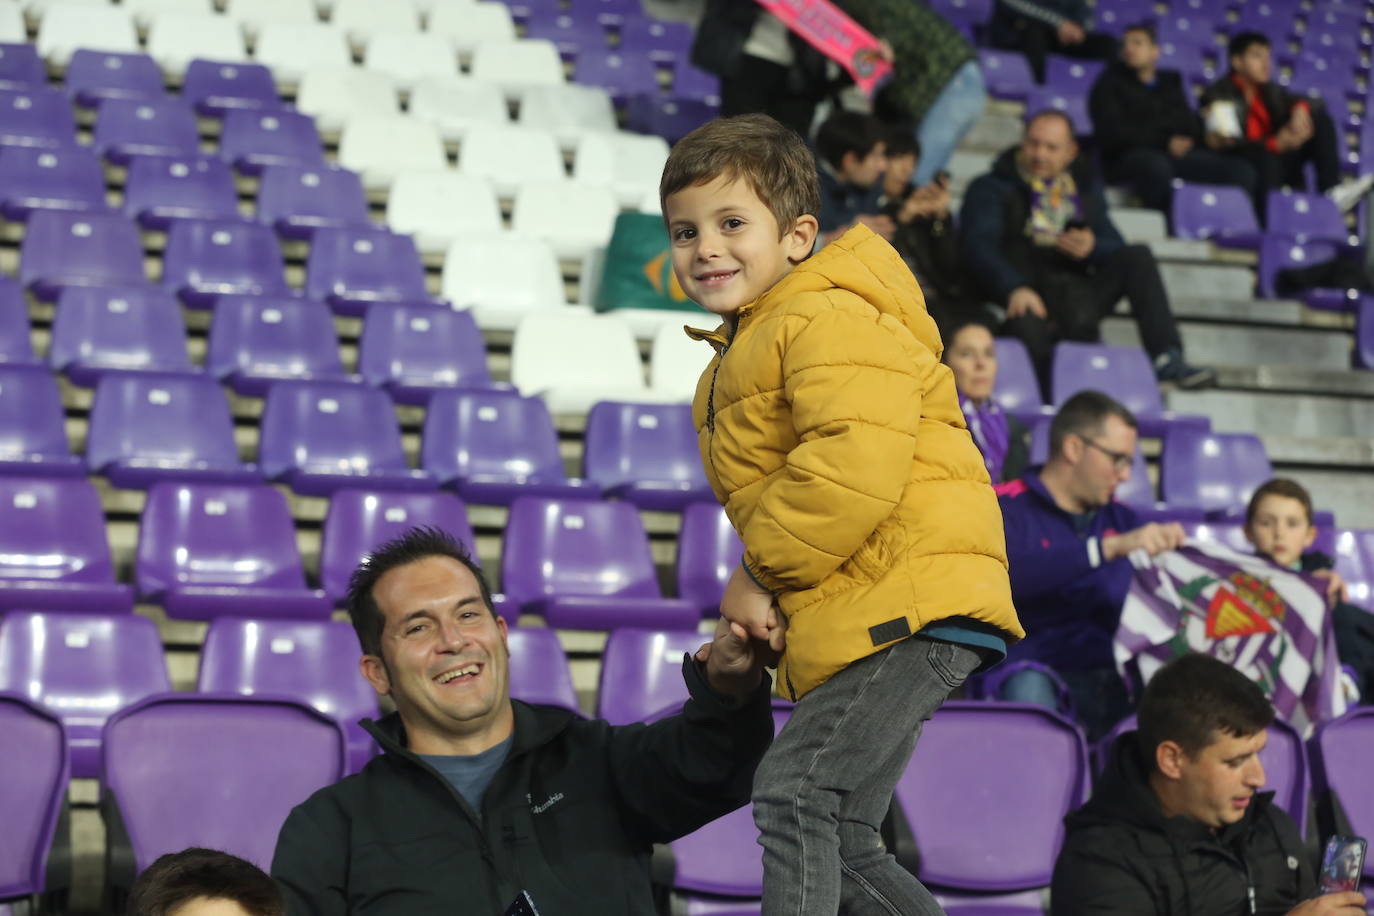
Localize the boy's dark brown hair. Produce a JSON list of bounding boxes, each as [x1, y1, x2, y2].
[[1244, 478, 1314, 528], [659, 113, 821, 239], [126, 847, 284, 916]]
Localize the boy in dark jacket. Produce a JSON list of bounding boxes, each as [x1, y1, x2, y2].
[[814, 110, 894, 244], [1052, 653, 1366, 915]]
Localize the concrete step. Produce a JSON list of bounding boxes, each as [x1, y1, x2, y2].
[[1160, 262, 1257, 301], [960, 107, 1024, 154], [1113, 207, 1168, 242], [1214, 364, 1374, 398], [1167, 388, 1374, 438], [1274, 467, 1374, 530], [1165, 297, 1310, 326], [1103, 318, 1354, 370]]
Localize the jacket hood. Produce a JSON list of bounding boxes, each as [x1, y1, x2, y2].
[[362, 700, 580, 761]]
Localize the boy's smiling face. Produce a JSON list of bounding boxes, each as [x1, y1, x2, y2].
[[1245, 493, 1316, 567], [665, 175, 817, 318]]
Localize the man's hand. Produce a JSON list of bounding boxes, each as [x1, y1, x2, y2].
[[855, 213, 896, 240], [1284, 892, 1367, 915], [1057, 20, 1085, 44], [1055, 227, 1096, 260], [1205, 131, 1236, 150], [1168, 135, 1195, 157], [1312, 568, 1349, 607], [1102, 522, 1187, 561], [696, 615, 777, 698], [1007, 286, 1048, 319]]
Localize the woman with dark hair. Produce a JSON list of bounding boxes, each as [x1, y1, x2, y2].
[[942, 319, 1029, 483]]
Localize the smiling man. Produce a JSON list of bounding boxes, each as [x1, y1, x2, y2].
[[271, 527, 775, 915]]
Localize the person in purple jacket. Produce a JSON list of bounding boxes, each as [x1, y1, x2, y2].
[[995, 390, 1185, 738]]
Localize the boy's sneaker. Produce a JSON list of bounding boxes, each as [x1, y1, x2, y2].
[[1327, 174, 1374, 213], [1154, 350, 1216, 389]]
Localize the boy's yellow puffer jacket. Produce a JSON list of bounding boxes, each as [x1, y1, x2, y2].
[[687, 225, 1024, 700]]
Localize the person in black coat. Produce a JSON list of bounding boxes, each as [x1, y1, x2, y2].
[[1051, 653, 1367, 915], [988, 0, 1117, 83], [1090, 23, 1259, 218]]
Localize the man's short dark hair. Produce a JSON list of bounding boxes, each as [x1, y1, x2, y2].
[[1137, 654, 1275, 767], [1123, 21, 1157, 43], [345, 526, 495, 658], [1024, 108, 1078, 144], [1228, 30, 1271, 62], [884, 126, 920, 161], [815, 110, 887, 172], [126, 848, 283, 916], [1049, 390, 1138, 458]]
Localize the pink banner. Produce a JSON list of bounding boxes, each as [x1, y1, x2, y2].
[[753, 0, 894, 98]]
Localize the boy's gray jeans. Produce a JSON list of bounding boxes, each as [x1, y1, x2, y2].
[[753, 635, 984, 916]]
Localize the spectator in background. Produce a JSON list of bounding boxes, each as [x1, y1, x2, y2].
[[988, 0, 1117, 84], [1199, 31, 1374, 219], [959, 110, 1214, 390], [814, 110, 895, 244], [1051, 653, 1367, 915], [1090, 23, 1259, 218], [997, 391, 1185, 739], [942, 318, 1030, 483], [126, 848, 283, 916]]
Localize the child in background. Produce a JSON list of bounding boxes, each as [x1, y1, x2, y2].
[[661, 112, 1023, 915], [126, 848, 283, 916]]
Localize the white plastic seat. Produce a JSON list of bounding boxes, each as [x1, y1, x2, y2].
[[519, 84, 616, 152], [0, 0, 22, 42], [223, 0, 317, 38], [338, 113, 448, 190], [387, 171, 502, 254], [147, 12, 250, 74], [407, 75, 507, 142], [123, 0, 214, 29], [331, 0, 418, 44], [511, 180, 619, 261], [441, 233, 566, 331], [36, 3, 139, 67], [650, 318, 713, 402], [638, 187, 661, 214], [469, 38, 564, 102], [24, 0, 101, 16], [255, 24, 352, 86], [362, 29, 458, 90], [511, 312, 663, 414], [458, 122, 564, 198], [428, 1, 514, 57], [574, 130, 671, 210], [296, 65, 398, 134]]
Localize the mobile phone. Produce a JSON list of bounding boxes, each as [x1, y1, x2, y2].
[[503, 892, 540, 916], [1319, 835, 1367, 894], [1064, 218, 1089, 231]]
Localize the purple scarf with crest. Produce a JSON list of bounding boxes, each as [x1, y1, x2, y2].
[[962, 395, 1010, 482]]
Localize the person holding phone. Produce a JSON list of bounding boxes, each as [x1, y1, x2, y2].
[[1051, 653, 1368, 915]]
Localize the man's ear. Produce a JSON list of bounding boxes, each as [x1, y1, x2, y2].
[[361, 653, 391, 699], [786, 214, 819, 262], [1155, 739, 1187, 780], [1062, 433, 1085, 466]]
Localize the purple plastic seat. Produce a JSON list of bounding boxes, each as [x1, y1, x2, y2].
[[181, 59, 281, 116], [93, 97, 200, 165], [525, 13, 607, 60], [0, 43, 46, 91], [1336, 529, 1374, 607], [421, 387, 596, 505], [575, 50, 660, 104], [0, 612, 169, 778], [206, 294, 347, 396], [1230, 1, 1297, 36], [1160, 427, 1273, 518], [500, 496, 699, 630], [0, 275, 36, 365], [618, 17, 693, 66], [65, 50, 165, 109], [596, 627, 703, 725], [624, 94, 715, 145], [161, 218, 289, 308], [582, 401, 712, 511], [578, 0, 642, 29], [1171, 182, 1264, 249], [198, 618, 380, 773], [123, 155, 240, 230], [1257, 235, 1363, 310], [1309, 707, 1374, 880], [305, 227, 428, 317], [49, 285, 192, 385], [1051, 341, 1208, 438], [992, 337, 1046, 424], [0, 144, 109, 220], [0, 364, 85, 476], [101, 694, 346, 892], [255, 163, 373, 241], [672, 60, 720, 105], [1024, 86, 1092, 137], [0, 693, 68, 901], [1044, 56, 1104, 92], [357, 302, 492, 405], [676, 501, 743, 617], [1265, 189, 1351, 244], [136, 481, 331, 620], [1155, 13, 1217, 46], [1357, 296, 1374, 369], [218, 108, 324, 176], [318, 488, 477, 604], [19, 210, 146, 302], [507, 627, 580, 713], [259, 379, 432, 496], [978, 49, 1035, 102], [86, 370, 258, 488], [0, 86, 76, 149]]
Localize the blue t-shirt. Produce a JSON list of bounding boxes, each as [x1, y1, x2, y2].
[[419, 735, 514, 813]]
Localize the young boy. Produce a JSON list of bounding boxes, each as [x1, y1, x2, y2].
[[1245, 478, 1374, 701], [660, 112, 1023, 915], [126, 847, 283, 916], [814, 110, 895, 245]]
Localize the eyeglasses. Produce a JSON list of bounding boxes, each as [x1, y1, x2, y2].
[[1081, 437, 1133, 472]]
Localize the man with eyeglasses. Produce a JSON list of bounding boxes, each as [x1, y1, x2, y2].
[[994, 390, 1185, 739]]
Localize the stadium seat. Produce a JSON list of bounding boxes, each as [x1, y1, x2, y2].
[[1309, 707, 1374, 881], [0, 276, 31, 364], [64, 50, 165, 108], [101, 695, 346, 894], [0, 41, 45, 90], [319, 488, 477, 604], [207, 295, 347, 396], [992, 336, 1047, 424], [1265, 189, 1351, 244], [305, 226, 429, 316], [363, 29, 459, 89], [1154, 11, 1215, 45], [256, 163, 373, 240], [357, 301, 491, 403], [676, 501, 742, 617], [35, 3, 138, 66], [977, 49, 1035, 102], [180, 58, 279, 115], [469, 38, 565, 102], [386, 170, 502, 255], [407, 75, 509, 143], [429, 1, 516, 58], [524, 12, 606, 61], [1160, 427, 1273, 518], [0, 476, 133, 613], [421, 387, 595, 505], [0, 694, 68, 901], [198, 618, 380, 773], [671, 60, 720, 105], [19, 210, 146, 302], [223, 0, 317, 37], [259, 379, 433, 495], [623, 93, 715, 145], [1171, 183, 1265, 249], [519, 84, 615, 153], [1333, 529, 1374, 606], [1024, 86, 1092, 138], [440, 234, 565, 331], [0, 86, 76, 149], [596, 628, 702, 725], [1044, 55, 1105, 92], [296, 66, 399, 135], [0, 144, 107, 220], [574, 50, 659, 105], [648, 320, 712, 402], [458, 122, 565, 199], [0, 363, 84, 476], [49, 285, 191, 385], [1357, 296, 1374, 369], [146, 13, 251, 74], [254, 23, 352, 86], [511, 180, 619, 261], [619, 16, 693, 65], [93, 97, 201, 164], [136, 480, 332, 619], [218, 108, 325, 175], [573, 130, 670, 209], [122, 155, 240, 230], [510, 312, 660, 414], [161, 217, 290, 308], [339, 113, 448, 191], [582, 401, 711, 511], [122, 0, 214, 28], [0, 612, 169, 778], [500, 496, 700, 629], [1051, 341, 1206, 438], [1256, 235, 1361, 311], [507, 627, 580, 714], [1231, 1, 1294, 35], [0, 3, 24, 43], [331, 0, 419, 43]]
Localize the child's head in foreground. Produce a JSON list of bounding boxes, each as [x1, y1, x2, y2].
[[126, 847, 284, 916], [660, 113, 820, 318], [1244, 478, 1316, 568]]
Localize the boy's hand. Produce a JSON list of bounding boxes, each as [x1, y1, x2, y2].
[[721, 563, 776, 641], [1312, 568, 1349, 607]]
